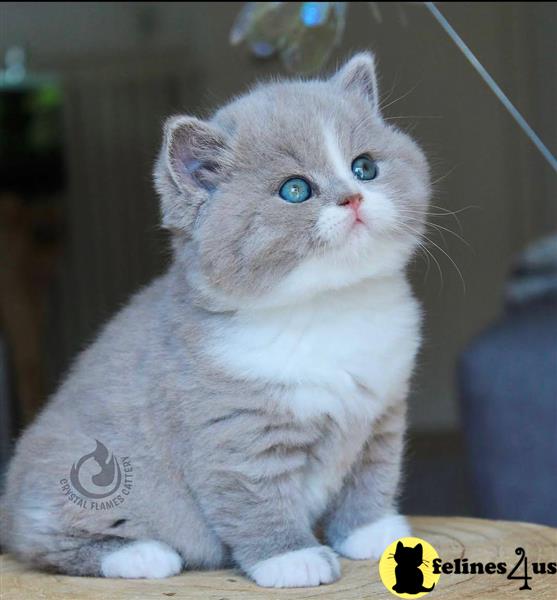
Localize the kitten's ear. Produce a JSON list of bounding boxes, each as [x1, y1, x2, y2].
[[333, 52, 380, 116], [163, 115, 230, 192], [396, 541, 404, 552], [414, 544, 423, 559], [154, 115, 231, 231]]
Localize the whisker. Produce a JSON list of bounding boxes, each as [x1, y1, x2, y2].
[[418, 239, 443, 290], [428, 204, 479, 215], [385, 115, 443, 120], [380, 82, 420, 112], [421, 230, 467, 293], [416, 240, 432, 281], [394, 205, 476, 217], [426, 221, 472, 249], [392, 221, 444, 289], [430, 165, 458, 187], [399, 203, 479, 236], [378, 70, 402, 109], [396, 212, 471, 249], [432, 205, 465, 234]]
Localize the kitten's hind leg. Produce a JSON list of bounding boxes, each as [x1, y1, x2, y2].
[[14, 533, 183, 578]]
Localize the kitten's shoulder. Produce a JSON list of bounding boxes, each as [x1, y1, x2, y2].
[[85, 272, 173, 354], [52, 271, 177, 402]]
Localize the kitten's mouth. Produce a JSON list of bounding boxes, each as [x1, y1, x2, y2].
[[315, 205, 373, 249], [342, 216, 370, 246], [350, 214, 368, 231]]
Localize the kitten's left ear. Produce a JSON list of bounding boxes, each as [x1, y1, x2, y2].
[[332, 52, 380, 116]]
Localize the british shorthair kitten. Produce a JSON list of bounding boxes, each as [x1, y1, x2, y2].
[[1, 53, 430, 587]]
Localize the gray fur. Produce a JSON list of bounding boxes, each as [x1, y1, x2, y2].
[[1, 53, 429, 582]]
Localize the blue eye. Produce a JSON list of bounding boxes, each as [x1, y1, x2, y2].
[[351, 155, 378, 181], [279, 177, 312, 203]]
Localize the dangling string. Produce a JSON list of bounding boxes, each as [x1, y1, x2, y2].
[[425, 2, 557, 173]]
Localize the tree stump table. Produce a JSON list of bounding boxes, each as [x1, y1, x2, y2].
[[1, 517, 556, 599]]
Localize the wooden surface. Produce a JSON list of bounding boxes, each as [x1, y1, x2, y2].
[[1, 517, 556, 599]]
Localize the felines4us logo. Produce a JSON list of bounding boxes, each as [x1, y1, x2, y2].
[[59, 439, 133, 510], [379, 536, 556, 597]]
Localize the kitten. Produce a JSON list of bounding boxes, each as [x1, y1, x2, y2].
[[0, 53, 430, 588]]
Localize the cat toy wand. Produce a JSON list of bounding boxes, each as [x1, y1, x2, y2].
[[231, 2, 557, 173], [423, 2, 557, 173]]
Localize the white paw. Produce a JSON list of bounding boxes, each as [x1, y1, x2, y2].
[[248, 546, 340, 588], [334, 514, 411, 560], [101, 540, 182, 578]]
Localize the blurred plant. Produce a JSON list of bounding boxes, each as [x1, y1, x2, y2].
[[0, 46, 65, 196]]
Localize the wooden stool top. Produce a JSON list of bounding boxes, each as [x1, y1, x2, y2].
[[2, 517, 556, 599]]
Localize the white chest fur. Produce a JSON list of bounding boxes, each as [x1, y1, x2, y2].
[[208, 275, 421, 519], [208, 275, 421, 423]]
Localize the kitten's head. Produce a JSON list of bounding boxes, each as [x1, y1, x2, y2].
[[155, 53, 430, 309]]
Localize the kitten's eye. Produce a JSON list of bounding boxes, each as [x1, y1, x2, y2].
[[351, 155, 378, 181], [279, 177, 312, 203]]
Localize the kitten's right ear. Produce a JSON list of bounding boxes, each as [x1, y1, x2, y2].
[[396, 541, 404, 552], [155, 116, 231, 231], [162, 115, 230, 192]]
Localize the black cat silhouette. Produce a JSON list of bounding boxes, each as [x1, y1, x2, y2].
[[392, 541, 435, 594]]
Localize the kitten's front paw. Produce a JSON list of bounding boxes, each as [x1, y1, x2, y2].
[[248, 546, 340, 588], [101, 540, 183, 578], [334, 514, 411, 561]]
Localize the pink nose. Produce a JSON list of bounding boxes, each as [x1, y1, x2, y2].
[[340, 193, 363, 211]]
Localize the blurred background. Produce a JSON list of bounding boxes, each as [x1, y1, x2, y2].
[[1, 2, 556, 524]]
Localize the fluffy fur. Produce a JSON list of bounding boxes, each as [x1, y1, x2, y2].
[[1, 53, 430, 587]]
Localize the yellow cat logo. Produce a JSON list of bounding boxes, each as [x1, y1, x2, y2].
[[379, 536, 441, 598]]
